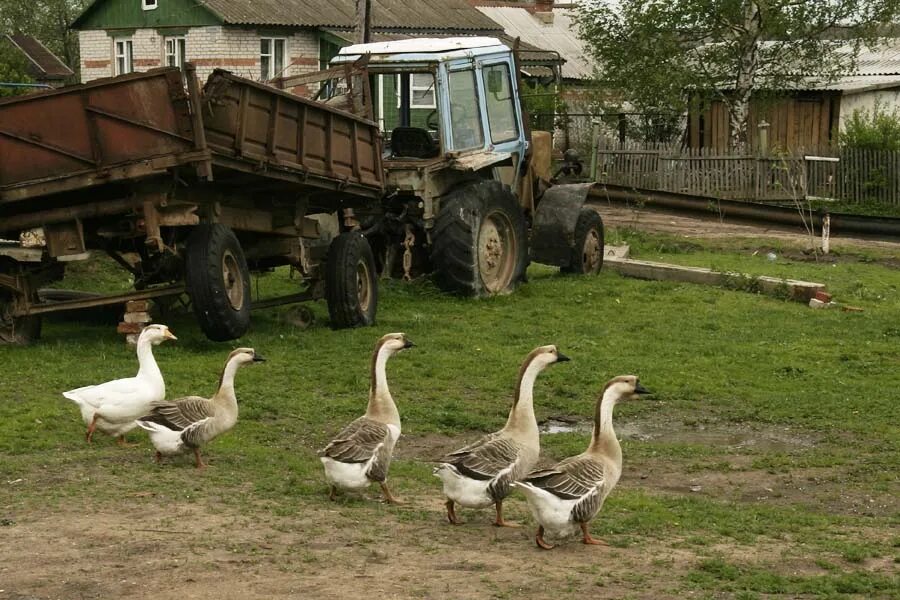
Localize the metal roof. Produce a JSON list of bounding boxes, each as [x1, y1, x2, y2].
[[473, 5, 593, 80], [199, 0, 502, 31], [850, 44, 900, 76], [326, 30, 561, 67], [3, 34, 73, 79], [338, 37, 506, 57]]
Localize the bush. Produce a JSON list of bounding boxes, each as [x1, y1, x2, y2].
[[840, 99, 900, 151]]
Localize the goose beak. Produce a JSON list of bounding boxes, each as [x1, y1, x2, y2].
[[403, 339, 416, 349], [252, 354, 267, 362], [164, 330, 177, 341], [556, 352, 570, 363], [634, 382, 651, 395]]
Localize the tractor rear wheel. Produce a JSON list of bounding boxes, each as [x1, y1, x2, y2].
[[431, 180, 528, 296]]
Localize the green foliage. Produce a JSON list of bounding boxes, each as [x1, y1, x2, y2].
[[840, 100, 900, 151], [0, 0, 85, 79], [574, 0, 900, 146], [0, 40, 33, 97]]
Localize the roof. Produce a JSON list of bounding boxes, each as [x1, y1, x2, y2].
[[473, 5, 593, 80], [334, 36, 512, 65], [338, 37, 505, 56], [849, 44, 900, 76], [326, 30, 561, 69], [3, 34, 73, 80], [198, 0, 502, 31]]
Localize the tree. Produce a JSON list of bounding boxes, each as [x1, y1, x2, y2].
[[0, 40, 34, 97], [574, 0, 900, 149], [0, 0, 86, 78]]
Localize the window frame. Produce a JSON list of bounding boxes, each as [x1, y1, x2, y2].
[[260, 37, 286, 81], [142, 0, 158, 11], [481, 62, 521, 145], [446, 67, 485, 151], [114, 38, 134, 75], [395, 73, 436, 109], [164, 36, 186, 68]]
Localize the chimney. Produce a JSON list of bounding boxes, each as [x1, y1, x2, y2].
[[534, 0, 554, 24]]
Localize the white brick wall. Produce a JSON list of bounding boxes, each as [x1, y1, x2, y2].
[[79, 26, 322, 87]]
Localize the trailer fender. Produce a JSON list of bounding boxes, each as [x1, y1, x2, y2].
[[530, 182, 595, 268]]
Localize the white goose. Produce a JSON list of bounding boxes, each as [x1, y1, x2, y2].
[[435, 345, 569, 527], [63, 324, 176, 445], [319, 332, 415, 504], [136, 348, 265, 469], [516, 375, 651, 549]]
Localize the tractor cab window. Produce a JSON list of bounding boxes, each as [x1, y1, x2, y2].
[[483, 63, 519, 144], [447, 69, 484, 151]]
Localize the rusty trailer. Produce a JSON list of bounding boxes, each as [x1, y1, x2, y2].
[[0, 65, 385, 344]]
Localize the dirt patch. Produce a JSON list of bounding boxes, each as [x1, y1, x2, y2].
[[2, 425, 895, 599], [592, 202, 900, 260]]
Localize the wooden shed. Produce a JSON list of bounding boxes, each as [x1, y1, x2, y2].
[[688, 91, 841, 151]]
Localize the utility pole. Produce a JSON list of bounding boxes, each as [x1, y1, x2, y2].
[[355, 0, 372, 43]]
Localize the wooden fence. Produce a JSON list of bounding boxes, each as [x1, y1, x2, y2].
[[594, 139, 900, 205]]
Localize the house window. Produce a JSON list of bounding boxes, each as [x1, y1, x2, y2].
[[396, 73, 436, 109], [165, 36, 186, 68], [142, 0, 158, 10], [260, 38, 285, 81], [114, 39, 133, 75]]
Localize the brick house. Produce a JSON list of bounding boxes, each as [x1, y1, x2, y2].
[[72, 0, 509, 92]]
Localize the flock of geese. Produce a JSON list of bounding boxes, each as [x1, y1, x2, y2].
[[62, 325, 650, 550]]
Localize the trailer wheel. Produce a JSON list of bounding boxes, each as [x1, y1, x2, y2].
[[326, 232, 378, 329], [431, 180, 527, 296], [0, 290, 41, 345], [562, 208, 605, 275], [185, 224, 251, 341]]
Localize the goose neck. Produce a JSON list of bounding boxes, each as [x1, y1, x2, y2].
[[588, 390, 621, 462], [214, 357, 241, 409], [366, 346, 399, 425], [504, 359, 543, 438], [136, 336, 162, 381]]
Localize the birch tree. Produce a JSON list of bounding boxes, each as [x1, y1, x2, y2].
[[575, 0, 900, 148]]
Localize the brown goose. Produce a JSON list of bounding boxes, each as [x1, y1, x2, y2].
[[136, 348, 265, 468], [434, 345, 570, 526], [319, 332, 415, 504], [516, 375, 651, 549]]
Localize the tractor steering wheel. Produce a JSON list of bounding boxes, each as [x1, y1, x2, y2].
[[426, 109, 439, 131]]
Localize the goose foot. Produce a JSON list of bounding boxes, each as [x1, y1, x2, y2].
[[155, 451, 162, 464], [492, 501, 520, 528], [85, 414, 99, 444], [580, 522, 608, 546], [535, 526, 555, 550], [193, 448, 207, 470], [329, 485, 339, 501], [446, 500, 463, 525], [379, 482, 403, 505], [116, 436, 139, 448]]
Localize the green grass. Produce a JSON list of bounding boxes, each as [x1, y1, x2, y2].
[[1, 229, 898, 597]]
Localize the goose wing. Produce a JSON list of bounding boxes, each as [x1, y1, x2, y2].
[[64, 376, 144, 409], [179, 417, 215, 449], [320, 417, 389, 464], [523, 455, 607, 499], [442, 434, 521, 481], [142, 396, 215, 431]]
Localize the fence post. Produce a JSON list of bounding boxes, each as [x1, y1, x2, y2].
[[755, 120, 770, 201], [590, 116, 602, 181]]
